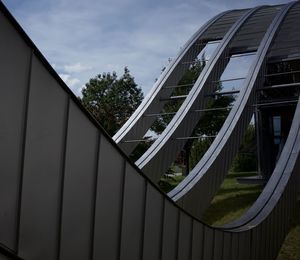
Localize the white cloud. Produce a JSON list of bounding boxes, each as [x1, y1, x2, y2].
[[71, 84, 86, 97], [59, 73, 80, 88], [64, 62, 93, 73], [3, 0, 292, 96]]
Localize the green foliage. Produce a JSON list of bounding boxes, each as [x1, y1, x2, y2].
[[231, 124, 257, 172], [152, 58, 210, 176], [189, 138, 212, 170], [202, 173, 300, 259], [151, 59, 206, 134], [152, 55, 236, 176], [81, 67, 143, 136], [188, 91, 235, 170], [158, 175, 185, 193], [129, 137, 154, 162]]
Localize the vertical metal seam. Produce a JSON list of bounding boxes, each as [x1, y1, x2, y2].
[[89, 131, 102, 260], [175, 210, 181, 260], [222, 233, 227, 260], [201, 226, 205, 260], [117, 159, 127, 260], [139, 181, 148, 260], [229, 232, 233, 260], [188, 219, 194, 260], [249, 230, 253, 260], [15, 48, 33, 253], [211, 229, 215, 260], [158, 198, 166, 260], [56, 96, 70, 260], [237, 232, 240, 260]]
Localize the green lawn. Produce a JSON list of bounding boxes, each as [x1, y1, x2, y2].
[[201, 172, 262, 226], [201, 172, 300, 259], [159, 171, 300, 258], [277, 197, 300, 260]]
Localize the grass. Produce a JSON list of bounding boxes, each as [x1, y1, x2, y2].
[[277, 197, 300, 260], [200, 171, 300, 259], [201, 172, 262, 226], [159, 171, 300, 258]]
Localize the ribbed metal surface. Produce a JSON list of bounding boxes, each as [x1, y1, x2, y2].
[[268, 3, 300, 60], [200, 10, 248, 40], [230, 6, 280, 50], [136, 6, 270, 181], [0, 1, 299, 260], [169, 2, 297, 219], [113, 9, 246, 155]]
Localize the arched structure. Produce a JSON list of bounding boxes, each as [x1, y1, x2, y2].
[[0, 1, 299, 259]]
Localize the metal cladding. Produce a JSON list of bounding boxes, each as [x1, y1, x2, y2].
[[169, 1, 300, 218], [136, 6, 269, 180], [0, 1, 299, 260], [169, 3, 294, 216], [113, 9, 243, 154]]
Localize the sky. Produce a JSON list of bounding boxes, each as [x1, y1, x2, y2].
[[2, 0, 292, 96]]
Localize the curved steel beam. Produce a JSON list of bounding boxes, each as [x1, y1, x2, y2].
[[216, 93, 300, 258], [136, 6, 263, 181], [221, 1, 300, 231], [169, 2, 296, 219], [218, 90, 300, 259], [113, 10, 231, 155], [0, 2, 299, 259], [223, 91, 300, 231]]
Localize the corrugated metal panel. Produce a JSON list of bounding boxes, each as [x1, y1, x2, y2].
[[0, 10, 31, 251], [0, 2, 299, 260], [59, 101, 99, 260], [18, 55, 68, 260], [268, 3, 300, 59], [230, 6, 280, 50], [93, 137, 125, 260], [201, 10, 247, 40]]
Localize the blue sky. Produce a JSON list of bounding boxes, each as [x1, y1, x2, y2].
[[2, 0, 291, 96]]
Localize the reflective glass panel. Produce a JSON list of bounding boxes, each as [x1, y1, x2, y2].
[[218, 53, 256, 93], [197, 40, 220, 61], [273, 116, 281, 145]]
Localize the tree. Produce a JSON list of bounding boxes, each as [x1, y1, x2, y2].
[[151, 57, 206, 134], [231, 124, 257, 172], [81, 67, 143, 136], [151, 55, 236, 177]]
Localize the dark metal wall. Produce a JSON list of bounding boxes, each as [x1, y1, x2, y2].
[[257, 2, 300, 179], [0, 1, 299, 260]]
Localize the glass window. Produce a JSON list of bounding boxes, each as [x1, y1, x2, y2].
[[218, 52, 257, 93], [197, 40, 220, 61], [273, 116, 281, 145]]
